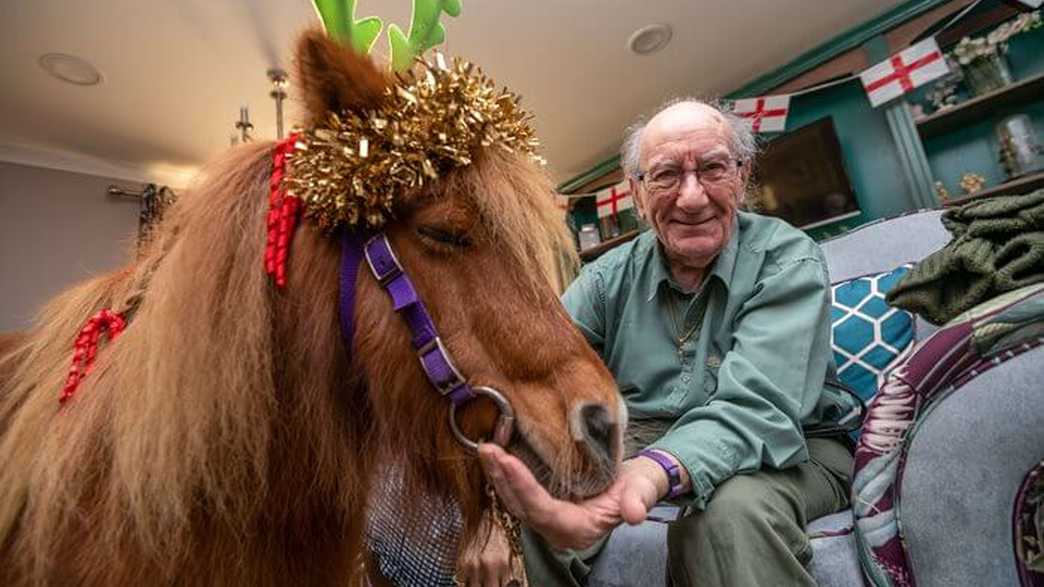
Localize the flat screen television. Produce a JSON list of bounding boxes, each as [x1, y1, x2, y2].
[[751, 117, 861, 230]]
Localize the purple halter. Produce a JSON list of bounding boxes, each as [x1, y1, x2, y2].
[[338, 230, 514, 450]]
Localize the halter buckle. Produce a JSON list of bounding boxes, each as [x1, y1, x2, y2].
[[364, 234, 406, 286], [417, 336, 467, 396]]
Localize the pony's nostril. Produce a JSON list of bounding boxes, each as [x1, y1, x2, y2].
[[579, 403, 617, 462]]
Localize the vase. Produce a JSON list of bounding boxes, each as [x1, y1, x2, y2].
[[962, 53, 1014, 96], [996, 114, 1044, 178]]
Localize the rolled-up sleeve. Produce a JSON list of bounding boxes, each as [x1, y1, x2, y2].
[[650, 254, 833, 509]]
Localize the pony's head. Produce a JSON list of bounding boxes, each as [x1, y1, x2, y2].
[[0, 30, 624, 581], [289, 32, 624, 506]]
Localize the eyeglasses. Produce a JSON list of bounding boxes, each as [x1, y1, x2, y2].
[[635, 158, 743, 195]]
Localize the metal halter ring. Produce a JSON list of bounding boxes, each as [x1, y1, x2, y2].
[[448, 385, 515, 453]]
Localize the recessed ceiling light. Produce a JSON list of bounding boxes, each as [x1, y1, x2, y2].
[[38, 53, 103, 86], [628, 24, 672, 56]]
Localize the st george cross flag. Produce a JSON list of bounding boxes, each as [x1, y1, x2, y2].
[[595, 180, 634, 219], [860, 38, 950, 107], [732, 95, 790, 133]]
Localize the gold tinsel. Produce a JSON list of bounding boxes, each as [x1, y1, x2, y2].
[[285, 53, 543, 232]]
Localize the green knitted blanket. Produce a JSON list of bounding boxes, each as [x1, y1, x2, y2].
[[886, 189, 1044, 325]]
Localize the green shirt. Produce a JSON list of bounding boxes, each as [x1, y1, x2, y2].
[[563, 211, 844, 509]]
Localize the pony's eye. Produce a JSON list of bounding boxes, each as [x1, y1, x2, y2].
[[417, 226, 471, 248]]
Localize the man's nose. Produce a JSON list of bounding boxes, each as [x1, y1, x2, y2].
[[675, 173, 709, 211]]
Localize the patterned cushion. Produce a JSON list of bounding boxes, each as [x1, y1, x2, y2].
[[830, 265, 914, 403]]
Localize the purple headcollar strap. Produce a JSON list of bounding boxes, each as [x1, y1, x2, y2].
[[339, 230, 476, 408]]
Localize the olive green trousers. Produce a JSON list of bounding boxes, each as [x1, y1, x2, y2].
[[521, 438, 852, 586]]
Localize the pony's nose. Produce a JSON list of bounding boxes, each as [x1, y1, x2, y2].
[[576, 403, 618, 463]]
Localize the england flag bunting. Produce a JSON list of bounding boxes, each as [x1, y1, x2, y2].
[[595, 180, 634, 219], [732, 95, 791, 133], [860, 37, 950, 107]]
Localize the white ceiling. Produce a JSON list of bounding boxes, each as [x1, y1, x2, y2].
[[0, 0, 905, 188]]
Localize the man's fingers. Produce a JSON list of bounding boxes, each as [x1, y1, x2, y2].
[[478, 443, 554, 524], [478, 444, 529, 522]]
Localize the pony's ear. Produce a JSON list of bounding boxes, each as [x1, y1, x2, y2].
[[295, 29, 390, 126]]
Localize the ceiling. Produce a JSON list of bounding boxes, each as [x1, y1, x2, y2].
[[0, 0, 906, 188]]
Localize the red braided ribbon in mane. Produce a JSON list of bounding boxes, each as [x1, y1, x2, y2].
[[60, 308, 126, 405], [265, 134, 301, 288]]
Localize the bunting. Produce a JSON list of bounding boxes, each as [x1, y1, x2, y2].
[[732, 95, 790, 133], [860, 38, 950, 107]]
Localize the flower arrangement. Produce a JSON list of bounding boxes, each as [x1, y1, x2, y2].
[[952, 10, 1042, 64], [950, 10, 1041, 95]]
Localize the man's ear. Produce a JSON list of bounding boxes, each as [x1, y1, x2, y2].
[[735, 159, 753, 208], [628, 175, 646, 221], [295, 29, 390, 127], [738, 159, 753, 185]]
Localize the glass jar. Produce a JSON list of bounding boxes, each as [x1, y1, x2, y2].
[[962, 52, 1014, 96], [996, 114, 1044, 178], [577, 223, 601, 251]]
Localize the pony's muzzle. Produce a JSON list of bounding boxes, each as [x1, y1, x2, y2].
[[571, 402, 620, 465]]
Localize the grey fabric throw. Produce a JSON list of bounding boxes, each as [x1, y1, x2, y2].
[[886, 189, 1044, 325]]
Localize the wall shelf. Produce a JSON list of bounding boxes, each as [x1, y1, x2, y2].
[[579, 230, 640, 262], [915, 71, 1044, 139], [945, 169, 1044, 206]]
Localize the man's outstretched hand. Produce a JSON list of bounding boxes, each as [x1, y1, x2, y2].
[[478, 444, 667, 551]]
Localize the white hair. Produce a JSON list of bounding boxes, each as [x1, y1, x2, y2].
[[619, 97, 758, 178]]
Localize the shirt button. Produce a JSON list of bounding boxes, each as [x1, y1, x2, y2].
[[681, 375, 691, 383]]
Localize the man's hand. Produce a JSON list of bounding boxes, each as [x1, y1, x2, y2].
[[478, 444, 670, 551], [455, 516, 521, 587]]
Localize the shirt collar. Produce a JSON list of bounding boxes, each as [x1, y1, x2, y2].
[[645, 214, 740, 302]]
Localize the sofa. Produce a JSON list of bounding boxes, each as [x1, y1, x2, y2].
[[588, 208, 1044, 586]]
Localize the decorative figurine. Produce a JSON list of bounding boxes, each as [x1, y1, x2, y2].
[[959, 172, 987, 195]]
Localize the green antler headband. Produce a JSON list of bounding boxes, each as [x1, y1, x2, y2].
[[310, 0, 462, 71]]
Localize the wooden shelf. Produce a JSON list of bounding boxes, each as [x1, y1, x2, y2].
[[915, 71, 1044, 139], [945, 170, 1044, 206], [579, 230, 640, 262]]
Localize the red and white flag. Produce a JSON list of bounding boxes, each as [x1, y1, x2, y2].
[[732, 95, 790, 133], [860, 38, 950, 107], [595, 180, 633, 219]]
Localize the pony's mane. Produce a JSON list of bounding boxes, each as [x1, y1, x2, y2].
[[0, 143, 330, 580], [0, 133, 573, 580]]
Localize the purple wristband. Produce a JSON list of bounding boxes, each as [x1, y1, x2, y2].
[[637, 449, 686, 499]]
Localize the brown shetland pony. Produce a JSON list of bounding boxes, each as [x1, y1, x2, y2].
[[0, 31, 623, 585]]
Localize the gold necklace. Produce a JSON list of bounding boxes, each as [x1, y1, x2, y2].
[[666, 291, 701, 349]]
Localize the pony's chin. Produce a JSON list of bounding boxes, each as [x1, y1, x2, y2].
[[506, 430, 616, 501]]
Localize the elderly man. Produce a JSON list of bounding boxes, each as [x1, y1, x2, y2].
[[476, 99, 860, 587]]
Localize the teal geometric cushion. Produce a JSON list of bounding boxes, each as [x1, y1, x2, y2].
[[831, 265, 915, 403]]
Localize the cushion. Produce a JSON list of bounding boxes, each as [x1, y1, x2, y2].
[[852, 284, 1044, 587], [830, 265, 915, 404]]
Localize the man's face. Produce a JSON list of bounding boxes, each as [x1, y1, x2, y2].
[[632, 103, 744, 271]]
